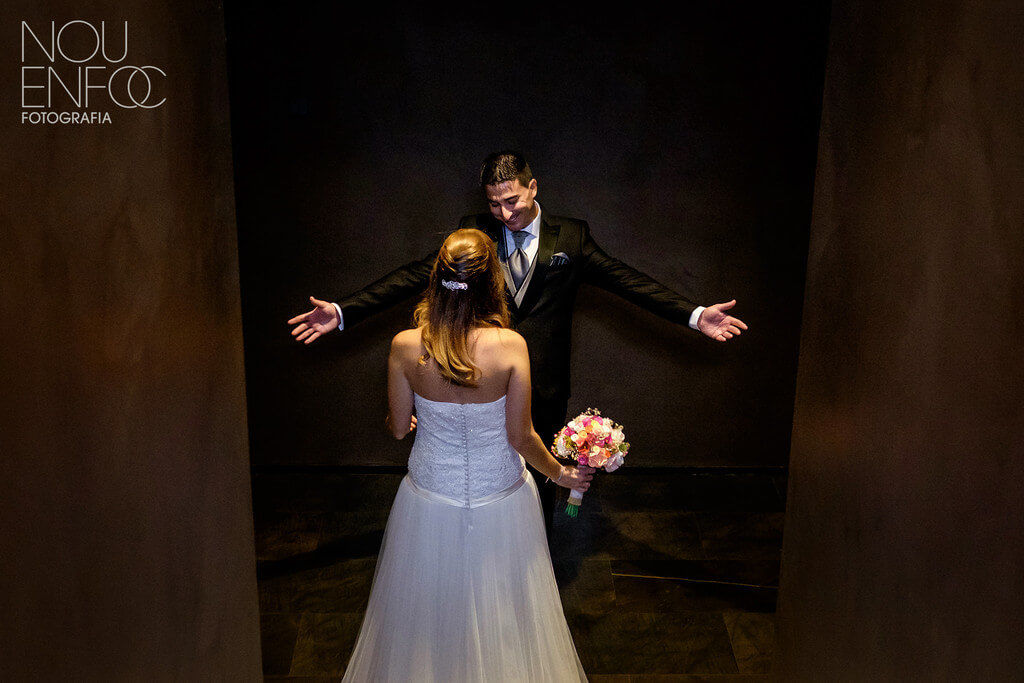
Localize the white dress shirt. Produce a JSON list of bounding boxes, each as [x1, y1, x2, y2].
[[332, 202, 705, 331]]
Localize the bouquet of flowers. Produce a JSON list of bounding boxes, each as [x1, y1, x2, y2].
[[551, 408, 629, 518]]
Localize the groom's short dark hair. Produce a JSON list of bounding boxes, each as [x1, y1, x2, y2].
[[480, 151, 533, 189]]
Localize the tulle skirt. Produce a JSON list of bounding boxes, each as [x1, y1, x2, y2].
[[341, 471, 587, 682]]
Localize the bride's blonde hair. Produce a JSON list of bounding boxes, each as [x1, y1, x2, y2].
[[413, 229, 510, 387]]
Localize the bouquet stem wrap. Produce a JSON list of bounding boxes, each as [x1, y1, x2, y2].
[[565, 488, 585, 517]]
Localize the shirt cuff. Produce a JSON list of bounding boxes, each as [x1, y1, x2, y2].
[[332, 303, 345, 331], [688, 305, 705, 331]]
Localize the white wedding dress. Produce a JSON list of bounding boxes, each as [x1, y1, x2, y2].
[[341, 392, 587, 682]]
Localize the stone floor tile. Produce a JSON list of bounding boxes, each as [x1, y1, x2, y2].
[[316, 506, 389, 538], [630, 675, 771, 682], [771, 474, 788, 504], [259, 557, 376, 614], [260, 612, 302, 676], [551, 499, 704, 562], [555, 557, 616, 614], [611, 559, 779, 588], [723, 611, 774, 674], [289, 612, 364, 676], [697, 512, 785, 561], [567, 612, 737, 675], [611, 574, 776, 614], [255, 512, 326, 563]]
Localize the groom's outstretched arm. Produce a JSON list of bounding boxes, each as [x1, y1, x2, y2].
[[580, 221, 703, 329], [288, 250, 436, 344], [332, 250, 437, 329], [580, 222, 748, 341]]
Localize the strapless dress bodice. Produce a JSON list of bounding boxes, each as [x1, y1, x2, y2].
[[406, 393, 527, 508]]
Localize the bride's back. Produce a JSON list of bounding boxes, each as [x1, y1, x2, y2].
[[394, 325, 528, 505], [398, 325, 519, 404], [385, 227, 536, 504]]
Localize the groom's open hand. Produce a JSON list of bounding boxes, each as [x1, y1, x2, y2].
[[697, 299, 748, 342], [288, 296, 340, 344]]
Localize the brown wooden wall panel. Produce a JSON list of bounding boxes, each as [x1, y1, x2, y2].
[[774, 2, 1024, 679], [0, 2, 261, 678]]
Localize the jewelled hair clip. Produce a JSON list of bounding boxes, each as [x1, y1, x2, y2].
[[441, 279, 468, 290]]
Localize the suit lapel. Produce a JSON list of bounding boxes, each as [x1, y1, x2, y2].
[[516, 217, 559, 317]]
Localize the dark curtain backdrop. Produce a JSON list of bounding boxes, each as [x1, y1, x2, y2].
[[774, 1, 1024, 678], [225, 2, 830, 467]]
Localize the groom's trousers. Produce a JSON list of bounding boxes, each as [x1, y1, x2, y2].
[[524, 396, 569, 541]]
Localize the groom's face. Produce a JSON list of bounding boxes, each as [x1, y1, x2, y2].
[[484, 178, 538, 231]]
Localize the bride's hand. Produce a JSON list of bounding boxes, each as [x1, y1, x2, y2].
[[554, 464, 595, 490], [384, 414, 417, 435]]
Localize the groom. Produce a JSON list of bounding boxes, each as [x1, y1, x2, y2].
[[289, 151, 748, 533]]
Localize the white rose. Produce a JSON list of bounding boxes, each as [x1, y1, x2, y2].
[[611, 429, 624, 446], [604, 453, 624, 472]]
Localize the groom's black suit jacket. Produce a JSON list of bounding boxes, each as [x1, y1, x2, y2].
[[337, 212, 699, 407]]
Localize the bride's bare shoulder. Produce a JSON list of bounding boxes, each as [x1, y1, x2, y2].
[[390, 327, 424, 356], [475, 326, 526, 355]]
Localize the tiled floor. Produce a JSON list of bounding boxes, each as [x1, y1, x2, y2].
[[253, 468, 786, 681]]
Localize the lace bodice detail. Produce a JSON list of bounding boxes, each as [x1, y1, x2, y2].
[[407, 393, 526, 507]]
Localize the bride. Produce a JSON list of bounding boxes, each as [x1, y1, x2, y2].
[[340, 228, 594, 682]]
